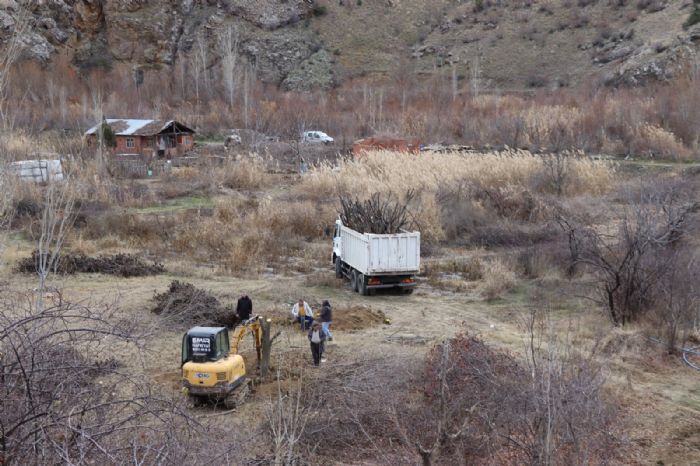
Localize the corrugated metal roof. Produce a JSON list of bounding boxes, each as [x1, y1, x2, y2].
[[84, 119, 194, 136]]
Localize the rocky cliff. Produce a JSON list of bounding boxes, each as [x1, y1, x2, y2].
[[1, 0, 698, 90]]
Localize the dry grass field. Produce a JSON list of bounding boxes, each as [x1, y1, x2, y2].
[[2, 148, 700, 464]]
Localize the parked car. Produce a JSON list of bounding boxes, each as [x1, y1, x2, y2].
[[224, 133, 242, 149], [302, 130, 334, 144]]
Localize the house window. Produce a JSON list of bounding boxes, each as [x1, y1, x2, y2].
[[126, 137, 135, 148]]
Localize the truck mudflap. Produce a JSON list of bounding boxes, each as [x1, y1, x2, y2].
[[183, 376, 246, 397]]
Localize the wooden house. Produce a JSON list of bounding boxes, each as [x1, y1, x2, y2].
[[84, 119, 195, 158]]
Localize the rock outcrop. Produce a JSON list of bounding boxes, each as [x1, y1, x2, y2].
[[0, 0, 698, 90]]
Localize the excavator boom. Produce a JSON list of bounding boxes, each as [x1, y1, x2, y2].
[[231, 316, 263, 364]]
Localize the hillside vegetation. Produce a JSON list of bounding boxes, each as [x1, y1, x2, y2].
[[1, 0, 698, 90]]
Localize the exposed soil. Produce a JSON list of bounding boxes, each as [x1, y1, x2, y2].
[[17, 251, 165, 278], [332, 305, 388, 331]]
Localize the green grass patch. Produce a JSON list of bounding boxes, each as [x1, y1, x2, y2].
[[128, 196, 214, 214], [8, 231, 31, 241]]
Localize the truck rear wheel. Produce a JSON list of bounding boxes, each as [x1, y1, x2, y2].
[[335, 258, 343, 279], [350, 270, 359, 292], [358, 273, 369, 296]]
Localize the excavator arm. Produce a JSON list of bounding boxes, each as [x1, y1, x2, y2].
[[230, 316, 262, 364]]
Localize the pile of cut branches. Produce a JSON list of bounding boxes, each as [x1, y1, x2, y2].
[[151, 280, 236, 327], [339, 190, 416, 234], [17, 252, 165, 277]]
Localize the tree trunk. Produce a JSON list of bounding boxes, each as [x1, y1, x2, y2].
[[261, 318, 273, 378]]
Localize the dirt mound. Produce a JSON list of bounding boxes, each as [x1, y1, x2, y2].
[[17, 252, 165, 278], [151, 281, 236, 327], [333, 305, 387, 331]]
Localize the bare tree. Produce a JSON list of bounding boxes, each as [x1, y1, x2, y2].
[[470, 48, 481, 98], [218, 25, 239, 109], [558, 189, 697, 325], [260, 318, 281, 378], [0, 2, 31, 131], [0, 161, 14, 260], [266, 366, 316, 465], [90, 85, 106, 172], [192, 32, 209, 108], [33, 179, 77, 310]]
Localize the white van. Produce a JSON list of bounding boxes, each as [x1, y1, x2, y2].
[[302, 131, 334, 144]]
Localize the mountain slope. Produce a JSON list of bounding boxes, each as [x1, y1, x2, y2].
[[1, 0, 698, 90]]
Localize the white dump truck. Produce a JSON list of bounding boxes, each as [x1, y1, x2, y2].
[[332, 218, 420, 295]]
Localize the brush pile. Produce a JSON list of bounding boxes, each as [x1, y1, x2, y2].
[[338, 190, 415, 234], [151, 281, 236, 327], [17, 252, 165, 277]]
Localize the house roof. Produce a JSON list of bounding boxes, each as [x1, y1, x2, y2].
[[84, 119, 195, 136]]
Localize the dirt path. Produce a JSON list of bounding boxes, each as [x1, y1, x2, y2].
[[3, 262, 700, 463]]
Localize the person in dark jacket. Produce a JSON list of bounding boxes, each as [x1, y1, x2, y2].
[[319, 299, 333, 341], [307, 322, 328, 366], [236, 295, 253, 321]]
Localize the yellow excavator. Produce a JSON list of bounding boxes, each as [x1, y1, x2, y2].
[[181, 316, 262, 409]]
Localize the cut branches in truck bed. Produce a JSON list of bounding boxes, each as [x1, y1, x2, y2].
[[339, 190, 416, 234]]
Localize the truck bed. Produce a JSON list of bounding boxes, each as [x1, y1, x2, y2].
[[340, 226, 420, 275]]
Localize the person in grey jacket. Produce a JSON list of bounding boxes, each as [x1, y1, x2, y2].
[[307, 322, 328, 366]]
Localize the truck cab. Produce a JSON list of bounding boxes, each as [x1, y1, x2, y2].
[[332, 219, 342, 264]]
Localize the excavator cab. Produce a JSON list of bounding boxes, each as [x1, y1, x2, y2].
[[181, 327, 230, 365], [181, 317, 262, 409]]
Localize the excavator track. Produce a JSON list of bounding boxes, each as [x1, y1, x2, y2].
[[224, 380, 251, 410]]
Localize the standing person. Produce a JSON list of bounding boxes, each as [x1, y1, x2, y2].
[[319, 300, 333, 342], [291, 299, 314, 330], [236, 295, 252, 322], [308, 322, 328, 366]]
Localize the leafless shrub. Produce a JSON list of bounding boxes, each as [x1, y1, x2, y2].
[[558, 186, 698, 325], [264, 368, 321, 465], [217, 156, 268, 191], [649, 250, 700, 352], [305, 332, 618, 465], [517, 243, 563, 279], [540, 152, 570, 196], [482, 258, 518, 299], [470, 221, 559, 248], [517, 309, 617, 465], [0, 293, 197, 463]]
